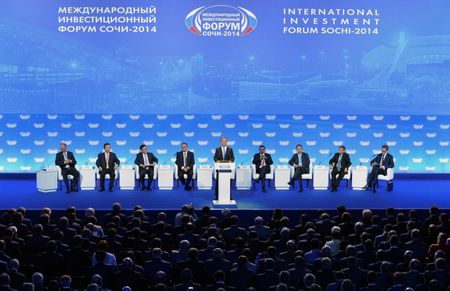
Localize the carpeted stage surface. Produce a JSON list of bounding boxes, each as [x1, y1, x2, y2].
[[0, 175, 449, 211]]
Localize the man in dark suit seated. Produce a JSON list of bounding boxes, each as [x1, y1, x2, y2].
[[329, 145, 351, 192], [90, 251, 116, 289], [55, 143, 80, 193], [115, 257, 143, 290], [364, 144, 395, 192], [8, 259, 26, 290], [96, 143, 120, 192], [222, 215, 247, 245], [175, 268, 201, 291], [288, 144, 310, 192], [252, 145, 273, 193], [175, 143, 195, 191], [143, 248, 172, 284], [214, 136, 235, 163], [134, 144, 158, 191], [229, 255, 255, 290]]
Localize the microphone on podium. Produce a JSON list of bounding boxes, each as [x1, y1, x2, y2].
[[42, 160, 54, 171], [240, 155, 253, 166], [161, 153, 176, 165], [318, 152, 333, 166]]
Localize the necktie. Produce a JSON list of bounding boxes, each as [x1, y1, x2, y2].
[[106, 153, 110, 169], [337, 154, 342, 171], [222, 147, 226, 160], [63, 152, 69, 168], [260, 154, 266, 168], [298, 153, 302, 167], [183, 152, 187, 167], [143, 153, 149, 166], [381, 154, 385, 166]]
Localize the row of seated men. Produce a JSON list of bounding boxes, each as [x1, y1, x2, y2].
[[0, 204, 449, 290], [56, 136, 394, 193]]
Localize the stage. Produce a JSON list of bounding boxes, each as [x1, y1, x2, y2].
[[0, 175, 449, 211]]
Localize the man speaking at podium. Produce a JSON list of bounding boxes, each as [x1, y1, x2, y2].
[[214, 136, 235, 163], [213, 136, 235, 200], [135, 144, 158, 191]]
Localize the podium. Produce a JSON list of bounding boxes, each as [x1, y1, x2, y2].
[[119, 165, 135, 190], [275, 165, 290, 190], [236, 165, 251, 190], [158, 165, 174, 190], [197, 165, 213, 190], [352, 166, 368, 190], [80, 166, 96, 190], [313, 165, 329, 190], [213, 162, 236, 206], [36, 169, 58, 193]]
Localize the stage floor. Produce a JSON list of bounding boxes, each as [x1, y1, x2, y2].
[[0, 177, 448, 210]]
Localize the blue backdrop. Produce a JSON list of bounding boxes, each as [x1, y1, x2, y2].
[[0, 0, 449, 172]]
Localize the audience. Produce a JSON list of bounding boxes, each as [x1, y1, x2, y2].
[[0, 204, 449, 290]]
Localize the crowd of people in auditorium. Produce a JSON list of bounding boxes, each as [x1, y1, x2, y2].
[[0, 204, 449, 290]]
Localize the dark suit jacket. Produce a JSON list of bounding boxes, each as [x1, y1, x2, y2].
[[134, 152, 158, 167], [371, 153, 394, 169], [96, 152, 120, 169], [288, 152, 311, 173], [214, 146, 235, 162], [329, 152, 351, 171], [175, 151, 195, 169], [252, 153, 273, 173], [55, 151, 77, 168]]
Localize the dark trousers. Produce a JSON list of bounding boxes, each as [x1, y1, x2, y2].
[[62, 167, 79, 190], [331, 167, 346, 187], [139, 167, 154, 188], [367, 166, 387, 186], [291, 166, 307, 187], [178, 167, 193, 186], [257, 166, 270, 188], [99, 168, 115, 190]]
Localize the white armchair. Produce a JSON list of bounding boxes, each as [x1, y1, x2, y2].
[[377, 167, 394, 191], [289, 163, 313, 188], [55, 165, 78, 190], [174, 164, 197, 188], [251, 164, 274, 189], [135, 165, 158, 189], [96, 168, 119, 189], [329, 165, 352, 187]]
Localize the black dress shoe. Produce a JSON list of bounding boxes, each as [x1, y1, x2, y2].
[[72, 188, 78, 193], [99, 188, 105, 192], [109, 188, 113, 192], [141, 187, 146, 191], [147, 186, 152, 191], [65, 189, 71, 193], [299, 187, 304, 192], [185, 185, 192, 191], [287, 180, 293, 186], [362, 184, 370, 190], [262, 188, 267, 193]]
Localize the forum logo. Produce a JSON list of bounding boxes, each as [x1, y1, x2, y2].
[[185, 5, 257, 37]]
